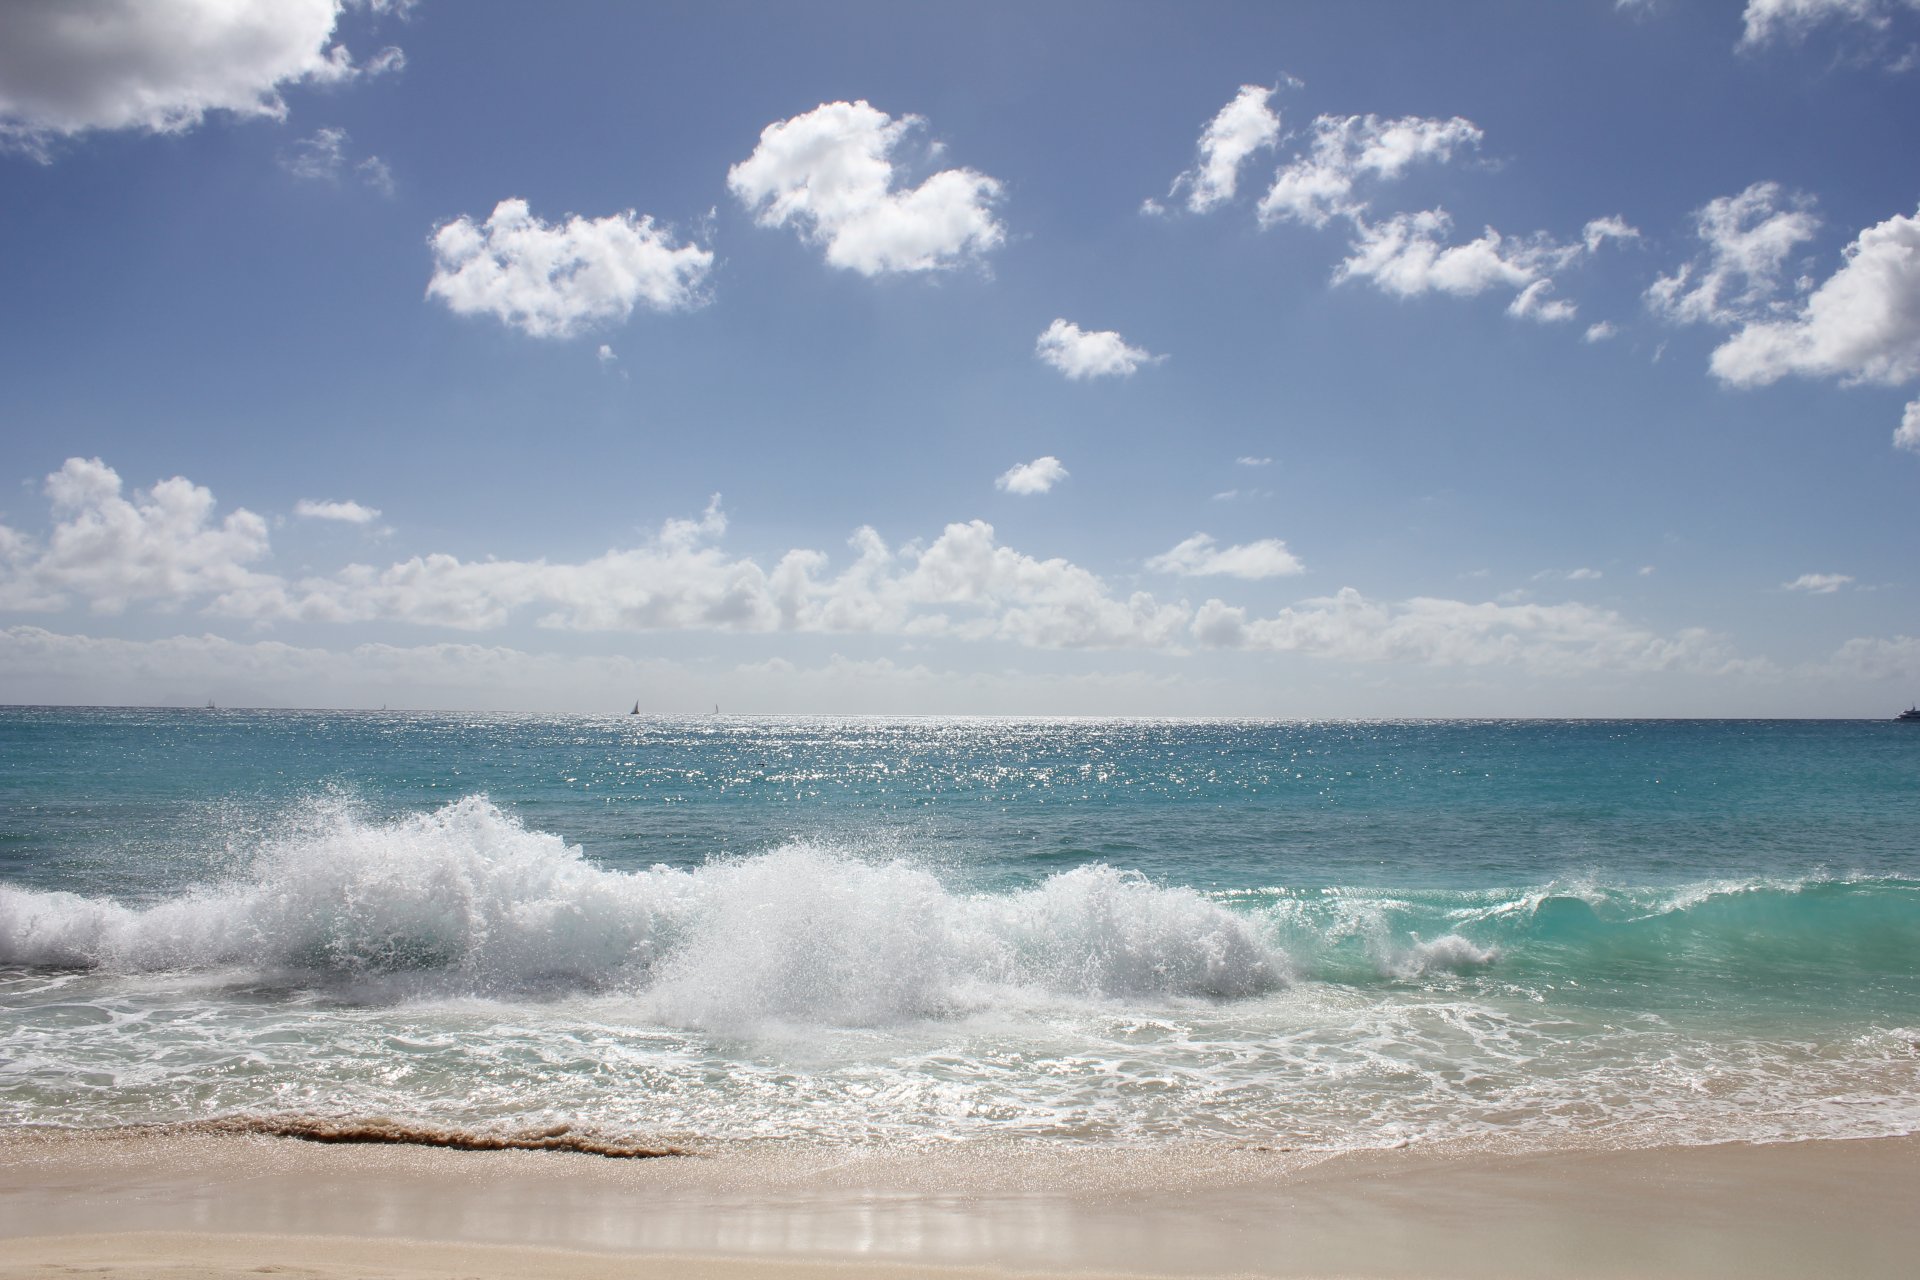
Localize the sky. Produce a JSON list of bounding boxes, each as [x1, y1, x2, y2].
[[0, 0, 1917, 717]]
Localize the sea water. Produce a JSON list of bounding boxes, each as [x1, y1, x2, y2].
[[1, 709, 1916, 1153]]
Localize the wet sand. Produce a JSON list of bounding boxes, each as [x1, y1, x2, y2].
[[2, 1129, 1917, 1278]]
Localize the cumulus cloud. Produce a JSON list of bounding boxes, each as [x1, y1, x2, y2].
[[1336, 204, 1640, 318], [1336, 210, 1559, 300], [1256, 113, 1482, 229], [1034, 319, 1162, 380], [0, 0, 401, 158], [0, 458, 1756, 680], [1708, 204, 1920, 389], [1782, 572, 1854, 593], [426, 198, 713, 339], [1646, 182, 1821, 327], [1147, 534, 1305, 580], [295, 498, 381, 525], [0, 458, 272, 613], [727, 100, 1004, 276], [1168, 84, 1282, 213], [995, 457, 1069, 495], [1584, 321, 1620, 343]]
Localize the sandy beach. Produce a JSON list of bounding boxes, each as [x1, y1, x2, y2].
[[3, 1128, 1917, 1278]]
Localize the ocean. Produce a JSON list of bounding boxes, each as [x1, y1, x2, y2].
[[2, 709, 1916, 1154]]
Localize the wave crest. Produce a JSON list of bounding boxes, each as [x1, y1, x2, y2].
[[0, 795, 1285, 1026]]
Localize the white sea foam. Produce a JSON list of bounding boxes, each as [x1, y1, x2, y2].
[[0, 795, 1283, 1026]]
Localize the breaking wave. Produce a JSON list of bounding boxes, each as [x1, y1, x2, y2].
[[0, 795, 1282, 1025]]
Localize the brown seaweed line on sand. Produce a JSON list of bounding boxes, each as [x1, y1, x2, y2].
[[154, 1116, 692, 1160]]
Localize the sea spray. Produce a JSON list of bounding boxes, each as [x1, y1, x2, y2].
[[0, 795, 1285, 1021]]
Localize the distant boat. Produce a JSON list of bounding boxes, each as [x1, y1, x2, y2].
[[205, 699, 216, 711], [629, 701, 641, 715], [1899, 706, 1920, 722]]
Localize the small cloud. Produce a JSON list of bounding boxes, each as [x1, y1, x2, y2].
[[1584, 321, 1619, 343], [1582, 216, 1641, 252], [1147, 532, 1304, 579], [1508, 279, 1578, 323], [1783, 572, 1853, 594], [1533, 567, 1603, 581], [1035, 319, 1162, 380], [995, 456, 1068, 495], [294, 498, 381, 525], [1235, 455, 1274, 467], [1638, 565, 1656, 576], [1898, 398, 1920, 453], [597, 344, 617, 364], [281, 126, 348, 181], [726, 100, 1004, 277], [427, 198, 713, 339], [280, 127, 394, 196], [1167, 84, 1282, 214], [355, 155, 394, 197]]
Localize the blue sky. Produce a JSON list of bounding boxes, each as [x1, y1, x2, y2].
[[0, 0, 1916, 715]]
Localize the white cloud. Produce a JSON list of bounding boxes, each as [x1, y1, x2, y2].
[[1783, 572, 1854, 593], [0, 0, 401, 158], [996, 457, 1069, 496], [727, 100, 1004, 276], [1336, 209, 1570, 302], [1257, 113, 1482, 229], [281, 125, 348, 181], [1333, 206, 1617, 320], [597, 344, 617, 365], [1708, 204, 1920, 389], [1190, 588, 1749, 677], [295, 498, 381, 525], [0, 459, 1756, 682], [1034, 319, 1161, 380], [355, 155, 394, 197], [1584, 321, 1620, 343], [1169, 85, 1282, 213], [1507, 279, 1578, 323], [1235, 456, 1273, 467], [0, 458, 272, 613], [1739, 0, 1916, 47], [1582, 216, 1641, 252], [1533, 567, 1604, 582], [1646, 182, 1820, 327], [281, 126, 392, 194], [1827, 633, 1920, 682], [1148, 534, 1305, 580], [1897, 399, 1920, 452], [426, 198, 713, 339]]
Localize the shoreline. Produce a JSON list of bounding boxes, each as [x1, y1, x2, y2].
[[3, 1129, 1917, 1277]]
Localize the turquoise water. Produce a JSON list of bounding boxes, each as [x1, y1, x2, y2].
[[2, 709, 1917, 1151]]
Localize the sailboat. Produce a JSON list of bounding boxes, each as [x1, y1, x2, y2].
[[629, 701, 641, 715]]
